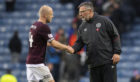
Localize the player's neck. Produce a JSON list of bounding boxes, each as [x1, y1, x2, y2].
[[38, 18, 46, 24]]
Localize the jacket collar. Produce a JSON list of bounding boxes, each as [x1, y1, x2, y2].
[[87, 12, 98, 23]]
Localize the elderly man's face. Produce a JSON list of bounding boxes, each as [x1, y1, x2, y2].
[[79, 6, 91, 21]]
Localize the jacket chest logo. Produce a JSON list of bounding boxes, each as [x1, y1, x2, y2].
[[84, 28, 87, 32], [96, 23, 101, 31]]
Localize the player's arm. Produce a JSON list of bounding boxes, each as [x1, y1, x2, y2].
[[49, 39, 74, 53], [47, 42, 51, 46]]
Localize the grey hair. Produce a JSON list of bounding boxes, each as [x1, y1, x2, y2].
[[78, 2, 94, 11]]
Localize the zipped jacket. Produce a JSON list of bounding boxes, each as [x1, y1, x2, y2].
[[73, 13, 121, 68]]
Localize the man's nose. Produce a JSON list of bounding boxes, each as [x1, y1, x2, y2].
[[79, 14, 82, 18], [79, 13, 83, 17]]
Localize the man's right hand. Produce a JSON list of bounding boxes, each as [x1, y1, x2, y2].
[[49, 40, 75, 54]]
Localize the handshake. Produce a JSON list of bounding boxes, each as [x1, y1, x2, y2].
[[65, 46, 75, 54], [49, 40, 75, 54]]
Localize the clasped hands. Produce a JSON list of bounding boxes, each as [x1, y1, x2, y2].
[[65, 46, 74, 54]]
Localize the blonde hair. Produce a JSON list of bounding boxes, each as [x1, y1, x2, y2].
[[38, 5, 52, 17]]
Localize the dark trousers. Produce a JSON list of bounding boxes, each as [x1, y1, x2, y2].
[[52, 64, 60, 82], [89, 63, 117, 82]]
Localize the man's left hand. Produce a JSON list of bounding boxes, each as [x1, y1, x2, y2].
[[112, 54, 120, 64]]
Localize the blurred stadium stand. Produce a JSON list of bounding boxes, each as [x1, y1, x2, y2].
[[117, 18, 140, 82], [0, 0, 140, 82]]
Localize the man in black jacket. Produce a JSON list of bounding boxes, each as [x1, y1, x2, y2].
[[9, 30, 22, 63], [69, 2, 121, 82]]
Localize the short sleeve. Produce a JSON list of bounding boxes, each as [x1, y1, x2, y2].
[[38, 25, 54, 42]]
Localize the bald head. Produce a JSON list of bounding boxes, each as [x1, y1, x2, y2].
[[38, 5, 54, 23], [39, 5, 52, 17]]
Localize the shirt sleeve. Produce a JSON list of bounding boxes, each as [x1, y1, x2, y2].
[[72, 29, 85, 53], [105, 18, 121, 55], [38, 25, 54, 42]]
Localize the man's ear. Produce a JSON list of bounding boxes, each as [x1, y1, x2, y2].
[[43, 15, 47, 18]]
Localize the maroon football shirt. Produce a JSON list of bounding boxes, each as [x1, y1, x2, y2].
[[26, 21, 54, 64]]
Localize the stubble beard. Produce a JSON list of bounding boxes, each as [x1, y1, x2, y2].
[[85, 14, 90, 21], [82, 18, 86, 21], [46, 19, 51, 23]]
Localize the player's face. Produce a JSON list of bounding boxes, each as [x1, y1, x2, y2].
[[79, 6, 91, 21], [46, 9, 54, 23]]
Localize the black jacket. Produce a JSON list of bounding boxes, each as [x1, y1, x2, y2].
[[9, 33, 22, 53], [73, 13, 121, 68]]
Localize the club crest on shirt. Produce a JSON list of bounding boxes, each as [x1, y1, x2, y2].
[[96, 23, 101, 31], [96, 23, 101, 28]]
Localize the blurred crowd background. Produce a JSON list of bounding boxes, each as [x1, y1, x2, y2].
[[0, 0, 140, 82]]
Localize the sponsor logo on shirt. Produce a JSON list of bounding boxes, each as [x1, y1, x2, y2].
[[48, 34, 53, 38], [84, 28, 87, 32], [31, 25, 37, 29]]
